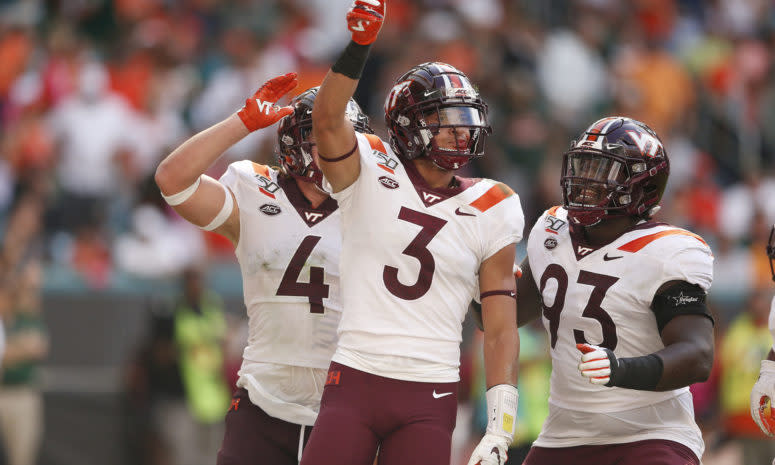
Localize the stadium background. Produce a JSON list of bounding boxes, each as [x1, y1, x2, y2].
[[0, 0, 774, 464]]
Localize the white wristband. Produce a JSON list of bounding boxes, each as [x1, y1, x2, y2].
[[485, 384, 518, 441], [161, 177, 201, 206], [201, 182, 234, 231]]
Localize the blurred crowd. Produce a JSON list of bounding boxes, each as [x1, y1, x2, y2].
[[1, 0, 775, 464]]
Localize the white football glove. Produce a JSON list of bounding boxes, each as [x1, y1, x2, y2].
[[467, 433, 510, 465], [467, 384, 518, 465], [577, 343, 615, 385], [751, 360, 775, 436]]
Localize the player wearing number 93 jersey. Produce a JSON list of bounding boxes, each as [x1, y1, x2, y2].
[[156, 75, 373, 465], [516, 117, 715, 465]]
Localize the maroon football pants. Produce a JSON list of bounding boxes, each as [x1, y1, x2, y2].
[[216, 388, 312, 465], [524, 439, 700, 465], [300, 362, 458, 465]]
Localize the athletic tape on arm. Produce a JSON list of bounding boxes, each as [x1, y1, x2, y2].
[[486, 384, 518, 439], [201, 183, 234, 231], [161, 176, 202, 206]]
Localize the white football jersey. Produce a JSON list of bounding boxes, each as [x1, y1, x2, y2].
[[329, 133, 524, 383], [527, 206, 713, 456], [220, 161, 342, 425]]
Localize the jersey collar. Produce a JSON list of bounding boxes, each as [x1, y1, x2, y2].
[[278, 175, 338, 227]]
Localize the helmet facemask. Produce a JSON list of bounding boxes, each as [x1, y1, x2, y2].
[[278, 89, 373, 189], [562, 149, 633, 226], [278, 120, 324, 188], [416, 104, 489, 170]]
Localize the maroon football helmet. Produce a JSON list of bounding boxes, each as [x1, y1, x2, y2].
[[384, 62, 491, 170], [278, 87, 373, 187], [561, 117, 670, 227]]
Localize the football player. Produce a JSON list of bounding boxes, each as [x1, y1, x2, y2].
[[515, 117, 714, 465], [750, 223, 775, 436], [155, 75, 373, 465], [299, 2, 524, 465]]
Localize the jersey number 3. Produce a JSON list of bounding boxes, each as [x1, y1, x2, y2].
[[277, 235, 329, 314], [384, 207, 447, 300]]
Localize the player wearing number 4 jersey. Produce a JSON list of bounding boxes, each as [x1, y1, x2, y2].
[[155, 74, 373, 465], [515, 117, 715, 465], [301, 2, 523, 465]]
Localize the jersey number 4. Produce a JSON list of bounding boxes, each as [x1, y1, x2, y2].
[[277, 236, 329, 314], [540, 264, 619, 350]]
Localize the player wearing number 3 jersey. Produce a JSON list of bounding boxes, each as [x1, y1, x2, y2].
[[301, 2, 524, 465], [155, 75, 373, 465], [515, 117, 715, 465]]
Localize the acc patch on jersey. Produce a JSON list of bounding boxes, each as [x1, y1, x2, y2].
[[544, 237, 558, 250], [259, 204, 281, 215], [378, 176, 399, 189]]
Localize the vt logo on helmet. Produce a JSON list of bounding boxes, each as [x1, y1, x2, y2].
[[277, 87, 373, 188], [384, 62, 492, 171], [561, 116, 669, 227]]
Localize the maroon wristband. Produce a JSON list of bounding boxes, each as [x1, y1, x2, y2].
[[480, 290, 516, 300], [318, 138, 359, 162]]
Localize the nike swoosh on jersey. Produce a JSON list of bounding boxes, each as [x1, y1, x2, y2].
[[603, 253, 623, 261], [603, 253, 624, 262], [432, 390, 453, 398], [454, 207, 476, 217]]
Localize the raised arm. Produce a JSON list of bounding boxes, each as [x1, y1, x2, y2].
[[155, 73, 297, 244], [467, 243, 519, 465], [312, 0, 384, 192]]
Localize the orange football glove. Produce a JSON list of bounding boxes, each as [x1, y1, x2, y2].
[[237, 72, 298, 132], [346, 0, 385, 45]]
